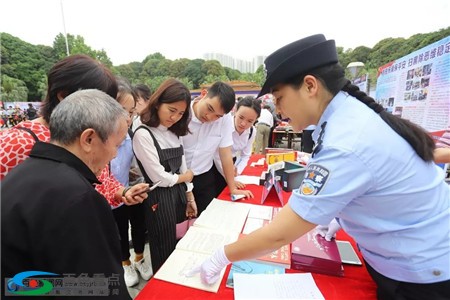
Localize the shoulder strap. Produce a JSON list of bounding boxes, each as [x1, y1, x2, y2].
[[128, 127, 134, 139], [134, 125, 162, 150], [16, 126, 39, 142], [248, 126, 254, 140], [131, 125, 157, 185]]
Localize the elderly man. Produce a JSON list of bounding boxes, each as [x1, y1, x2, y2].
[[1, 89, 148, 299]]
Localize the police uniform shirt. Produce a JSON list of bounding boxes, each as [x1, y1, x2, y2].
[[213, 124, 257, 177], [181, 100, 233, 175], [133, 124, 193, 191], [289, 91, 450, 283]]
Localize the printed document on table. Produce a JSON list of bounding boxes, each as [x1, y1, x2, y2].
[[193, 198, 250, 233], [176, 226, 240, 254], [233, 273, 325, 300], [247, 204, 273, 220], [154, 249, 224, 293]]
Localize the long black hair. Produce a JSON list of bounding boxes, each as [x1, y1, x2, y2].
[[41, 54, 118, 123], [285, 63, 435, 162]]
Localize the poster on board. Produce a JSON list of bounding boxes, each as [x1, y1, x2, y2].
[[375, 36, 450, 144]]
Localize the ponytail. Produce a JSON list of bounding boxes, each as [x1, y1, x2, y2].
[[286, 63, 435, 162], [342, 82, 435, 162]]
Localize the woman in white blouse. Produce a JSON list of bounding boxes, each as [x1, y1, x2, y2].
[[212, 96, 261, 196], [132, 78, 196, 273]]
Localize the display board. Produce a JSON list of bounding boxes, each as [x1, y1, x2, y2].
[[375, 36, 450, 142]]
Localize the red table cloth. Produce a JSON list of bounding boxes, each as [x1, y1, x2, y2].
[[136, 155, 377, 299]]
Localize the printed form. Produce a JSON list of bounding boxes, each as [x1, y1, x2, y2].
[[233, 273, 325, 300]]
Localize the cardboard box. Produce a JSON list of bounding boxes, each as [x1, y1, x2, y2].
[[281, 161, 306, 192], [265, 151, 296, 165]]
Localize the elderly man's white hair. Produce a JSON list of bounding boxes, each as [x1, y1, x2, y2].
[[49, 89, 128, 145]]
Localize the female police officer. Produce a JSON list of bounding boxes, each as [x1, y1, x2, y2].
[[188, 34, 450, 300]]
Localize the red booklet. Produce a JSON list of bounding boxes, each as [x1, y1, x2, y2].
[[290, 229, 344, 277]]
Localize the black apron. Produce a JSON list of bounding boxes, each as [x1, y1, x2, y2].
[[134, 126, 187, 272]]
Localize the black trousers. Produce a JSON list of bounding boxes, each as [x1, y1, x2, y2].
[[192, 166, 218, 216], [365, 261, 450, 300], [211, 157, 238, 198], [212, 164, 227, 198], [112, 203, 146, 261]]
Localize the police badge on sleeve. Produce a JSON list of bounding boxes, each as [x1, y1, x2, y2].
[[300, 164, 330, 195]]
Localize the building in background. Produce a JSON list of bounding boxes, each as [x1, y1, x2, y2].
[[203, 53, 235, 69], [203, 53, 267, 73], [253, 56, 266, 72]]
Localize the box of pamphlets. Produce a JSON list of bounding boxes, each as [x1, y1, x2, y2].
[[280, 161, 307, 192]]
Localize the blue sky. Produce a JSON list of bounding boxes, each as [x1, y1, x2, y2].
[[1, 0, 449, 65]]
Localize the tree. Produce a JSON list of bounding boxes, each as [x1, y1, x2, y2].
[[184, 59, 206, 89], [224, 67, 241, 81], [1, 74, 28, 102], [202, 74, 229, 85], [53, 33, 113, 67], [113, 64, 137, 82], [170, 58, 190, 78], [142, 53, 165, 65], [202, 60, 225, 77], [1, 33, 56, 100], [144, 76, 170, 93], [95, 49, 113, 68], [36, 74, 48, 100], [141, 58, 162, 77], [367, 38, 407, 69], [348, 46, 372, 65]]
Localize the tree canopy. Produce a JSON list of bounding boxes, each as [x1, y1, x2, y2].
[[1, 27, 449, 102]]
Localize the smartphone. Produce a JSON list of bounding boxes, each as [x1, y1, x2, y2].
[[336, 240, 362, 265], [130, 180, 162, 197]]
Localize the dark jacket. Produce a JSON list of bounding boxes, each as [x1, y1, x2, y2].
[[1, 142, 131, 299]]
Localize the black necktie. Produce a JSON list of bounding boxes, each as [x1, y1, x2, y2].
[[312, 121, 327, 158]]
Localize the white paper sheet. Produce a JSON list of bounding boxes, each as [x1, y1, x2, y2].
[[176, 226, 239, 254], [154, 249, 224, 293], [233, 273, 325, 300], [250, 158, 265, 167], [247, 204, 273, 220], [235, 175, 261, 185], [193, 198, 250, 233], [242, 217, 265, 235]]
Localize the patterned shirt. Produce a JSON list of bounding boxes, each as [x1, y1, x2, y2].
[[1, 121, 123, 207]]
